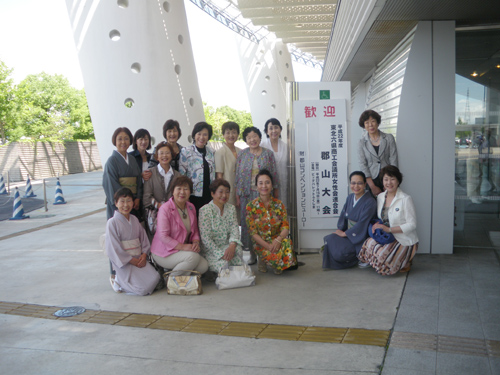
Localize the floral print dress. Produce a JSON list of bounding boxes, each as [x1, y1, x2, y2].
[[235, 147, 279, 250], [199, 201, 243, 272], [246, 197, 297, 271]]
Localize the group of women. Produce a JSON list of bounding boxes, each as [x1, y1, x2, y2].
[[322, 109, 419, 275], [102, 108, 419, 296], [103, 118, 296, 295]]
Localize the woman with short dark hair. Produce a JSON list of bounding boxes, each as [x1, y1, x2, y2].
[[105, 187, 161, 295], [143, 141, 181, 236], [215, 121, 241, 209], [179, 122, 216, 215], [199, 178, 243, 273], [150, 175, 209, 275], [358, 165, 419, 275], [163, 119, 184, 171], [103, 127, 143, 220], [261, 118, 289, 208], [357, 109, 398, 196], [129, 128, 153, 181], [322, 171, 377, 270]]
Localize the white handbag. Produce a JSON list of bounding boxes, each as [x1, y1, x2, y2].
[[215, 257, 256, 290]]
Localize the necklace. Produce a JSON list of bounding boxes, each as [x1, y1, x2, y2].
[[175, 201, 188, 219], [370, 134, 380, 143], [250, 147, 261, 156]]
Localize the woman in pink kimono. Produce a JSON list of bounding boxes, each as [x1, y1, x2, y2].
[[105, 188, 161, 295]]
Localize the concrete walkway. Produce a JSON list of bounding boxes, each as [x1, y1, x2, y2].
[[0, 171, 499, 374]]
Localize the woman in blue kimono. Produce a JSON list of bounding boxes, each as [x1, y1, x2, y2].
[[322, 171, 377, 269], [102, 127, 143, 220]]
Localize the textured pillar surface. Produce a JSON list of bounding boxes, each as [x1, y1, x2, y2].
[[65, 0, 204, 163], [237, 38, 294, 138]]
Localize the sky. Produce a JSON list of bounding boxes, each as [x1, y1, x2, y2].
[[0, 0, 322, 112]]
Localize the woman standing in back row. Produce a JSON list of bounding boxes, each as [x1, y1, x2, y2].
[[357, 109, 398, 196], [261, 118, 288, 208]]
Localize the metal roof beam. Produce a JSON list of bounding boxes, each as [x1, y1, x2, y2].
[[238, 0, 335, 8]]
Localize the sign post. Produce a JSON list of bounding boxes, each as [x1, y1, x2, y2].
[[288, 82, 351, 252]]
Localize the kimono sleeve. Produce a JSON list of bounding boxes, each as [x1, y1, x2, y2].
[[102, 156, 122, 213], [336, 198, 349, 231], [138, 223, 151, 254], [344, 197, 377, 245], [105, 219, 133, 268]]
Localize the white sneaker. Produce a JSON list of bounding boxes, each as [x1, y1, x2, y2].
[[358, 262, 371, 269], [109, 275, 122, 293]]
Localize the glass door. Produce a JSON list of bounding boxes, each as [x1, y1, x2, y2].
[[454, 28, 500, 248]]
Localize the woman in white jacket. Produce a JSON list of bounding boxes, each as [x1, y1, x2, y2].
[[358, 165, 418, 275]]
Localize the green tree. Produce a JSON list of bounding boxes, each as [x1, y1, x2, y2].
[[0, 60, 19, 143], [71, 88, 93, 140], [16, 72, 93, 141], [203, 102, 253, 141]]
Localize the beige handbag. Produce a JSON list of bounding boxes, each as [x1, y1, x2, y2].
[[163, 270, 203, 295]]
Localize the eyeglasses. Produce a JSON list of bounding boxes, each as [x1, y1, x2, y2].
[[350, 182, 365, 186]]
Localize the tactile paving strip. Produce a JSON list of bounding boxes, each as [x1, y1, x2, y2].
[[391, 331, 500, 358], [0, 301, 392, 347]]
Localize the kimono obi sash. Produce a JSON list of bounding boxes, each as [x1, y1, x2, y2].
[[119, 177, 137, 194], [121, 238, 141, 257], [348, 219, 357, 229]]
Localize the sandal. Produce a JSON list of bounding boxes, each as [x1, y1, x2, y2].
[[258, 259, 267, 273]]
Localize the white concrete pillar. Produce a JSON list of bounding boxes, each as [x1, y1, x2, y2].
[[398, 21, 456, 254], [237, 37, 294, 139], [65, 0, 204, 163]]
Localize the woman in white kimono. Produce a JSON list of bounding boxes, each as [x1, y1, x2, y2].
[[102, 127, 143, 220], [199, 179, 243, 274], [322, 171, 377, 270], [261, 118, 288, 208], [105, 188, 161, 295]]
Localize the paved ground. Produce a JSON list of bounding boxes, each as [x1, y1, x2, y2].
[[0, 171, 499, 374]]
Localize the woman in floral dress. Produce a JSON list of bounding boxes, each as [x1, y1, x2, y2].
[[246, 169, 296, 274], [199, 179, 243, 273]]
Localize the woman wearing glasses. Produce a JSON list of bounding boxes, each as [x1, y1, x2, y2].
[[322, 171, 377, 270]]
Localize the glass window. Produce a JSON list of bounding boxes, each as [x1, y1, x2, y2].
[[454, 28, 500, 248]]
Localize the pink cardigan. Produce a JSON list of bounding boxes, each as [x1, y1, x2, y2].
[[151, 197, 200, 258]]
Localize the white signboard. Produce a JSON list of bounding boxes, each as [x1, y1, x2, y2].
[[294, 99, 348, 230]]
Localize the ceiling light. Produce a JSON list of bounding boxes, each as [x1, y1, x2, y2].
[[471, 72, 478, 77]]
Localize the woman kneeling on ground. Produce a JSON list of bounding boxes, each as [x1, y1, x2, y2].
[[358, 165, 419, 275], [105, 187, 161, 295], [199, 179, 243, 275], [322, 171, 377, 270], [150, 176, 209, 275], [246, 169, 297, 275]]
